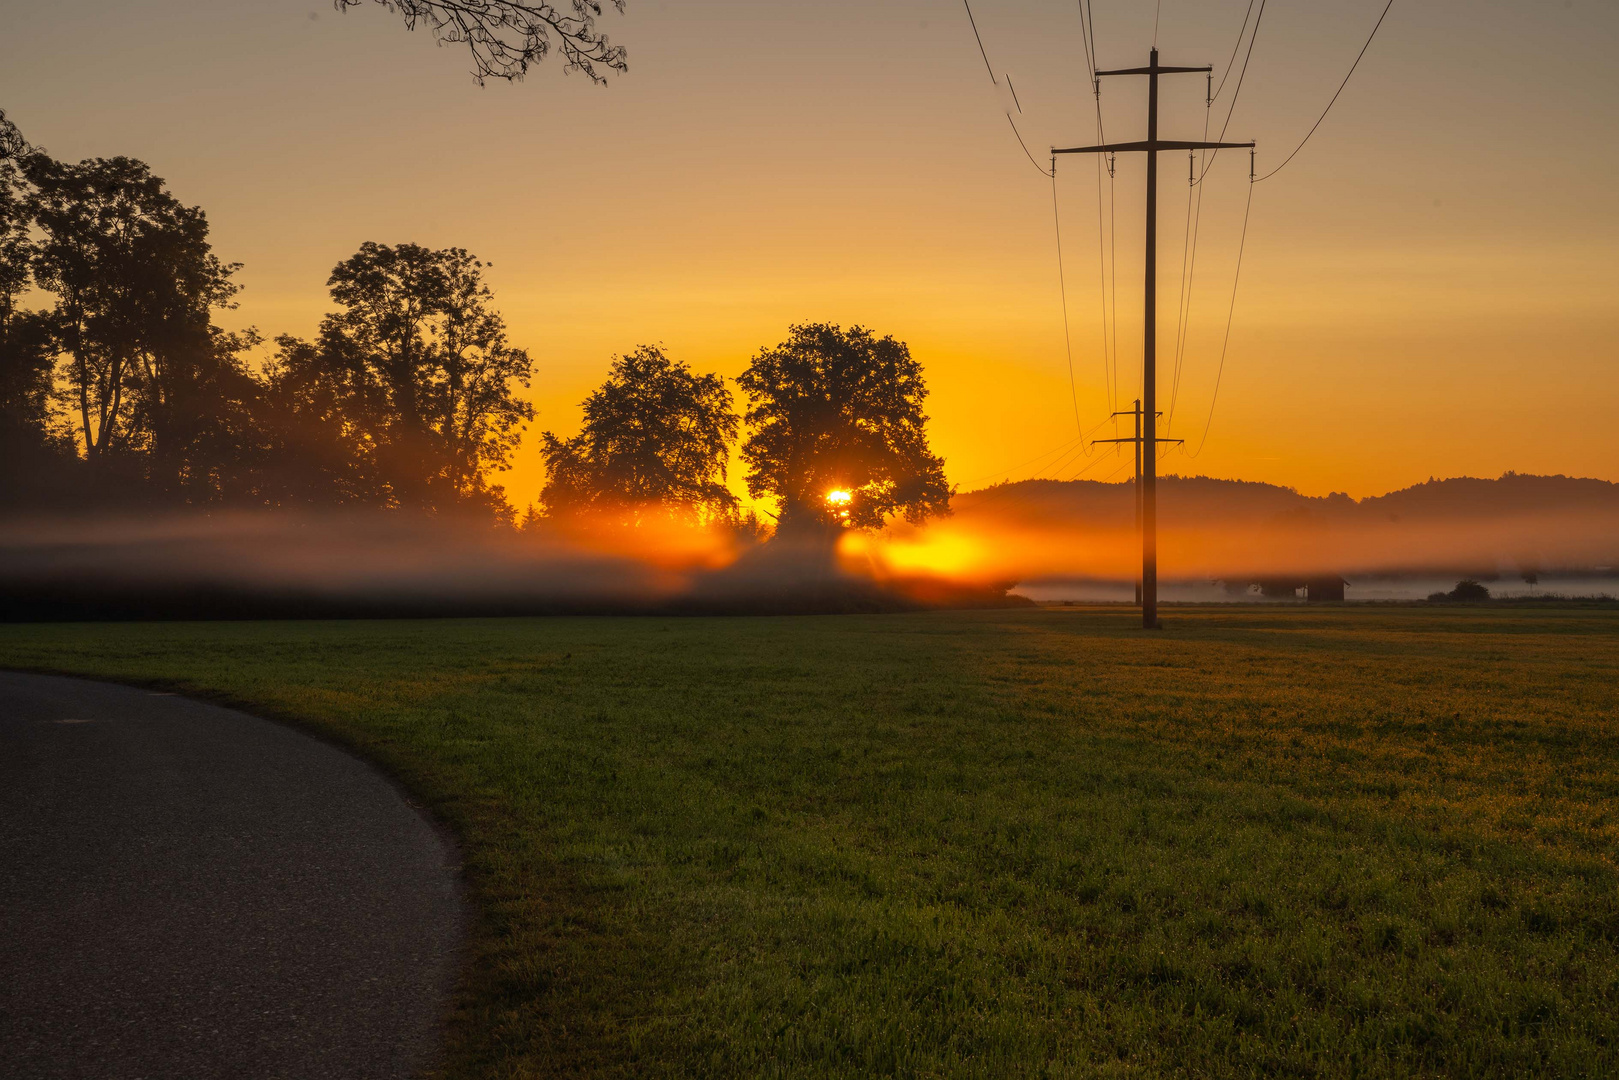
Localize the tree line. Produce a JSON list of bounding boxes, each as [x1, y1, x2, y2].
[[0, 129, 951, 536]]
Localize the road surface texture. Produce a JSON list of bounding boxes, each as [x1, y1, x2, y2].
[[0, 671, 464, 1080]]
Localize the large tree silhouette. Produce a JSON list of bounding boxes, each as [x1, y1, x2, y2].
[[277, 242, 535, 514], [0, 155, 68, 488], [738, 323, 951, 534], [540, 345, 738, 524], [335, 0, 627, 83], [25, 154, 254, 499]]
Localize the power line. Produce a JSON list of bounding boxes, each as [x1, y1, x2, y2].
[[1169, 101, 1214, 431], [956, 434, 1085, 487], [1085, 1, 1120, 416], [1077, 0, 1097, 78], [1211, 0, 1257, 101], [1254, 0, 1396, 182], [1167, 155, 1201, 430], [1190, 169, 1255, 457], [1007, 113, 1054, 176], [1057, 439, 1128, 481], [1107, 158, 1120, 409], [960, 416, 1122, 504], [1050, 167, 1086, 439], [1195, 0, 1267, 185], [1045, 436, 1100, 480], [1090, 154, 1115, 415], [962, 0, 997, 85], [958, 0, 1053, 178], [1082, 0, 1104, 126], [1075, 0, 1116, 414]]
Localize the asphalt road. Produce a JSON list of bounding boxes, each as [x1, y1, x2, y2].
[[0, 672, 464, 1080]]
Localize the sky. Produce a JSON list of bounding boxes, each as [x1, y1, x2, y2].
[[4, 0, 1617, 507]]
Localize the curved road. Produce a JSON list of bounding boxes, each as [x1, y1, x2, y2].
[[0, 672, 463, 1080]]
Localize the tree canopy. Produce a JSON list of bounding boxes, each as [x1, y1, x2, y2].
[[1, 135, 547, 519], [0, 124, 972, 543], [22, 153, 258, 501], [274, 242, 536, 515], [0, 154, 66, 495], [737, 323, 951, 533], [540, 345, 738, 524]]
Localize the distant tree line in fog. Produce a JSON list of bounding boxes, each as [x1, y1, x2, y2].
[[0, 118, 950, 536]]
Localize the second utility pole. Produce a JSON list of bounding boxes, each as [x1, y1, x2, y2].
[[1095, 399, 1182, 606], [1054, 47, 1252, 629]]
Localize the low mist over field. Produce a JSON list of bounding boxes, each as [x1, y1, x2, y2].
[[866, 472, 1619, 587], [6, 471, 1615, 618]]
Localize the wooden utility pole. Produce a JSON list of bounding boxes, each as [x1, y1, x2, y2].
[[1096, 399, 1181, 607], [1054, 47, 1252, 629]]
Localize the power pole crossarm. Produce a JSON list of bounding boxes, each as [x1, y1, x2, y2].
[[1095, 64, 1212, 75], [1054, 139, 1254, 155]]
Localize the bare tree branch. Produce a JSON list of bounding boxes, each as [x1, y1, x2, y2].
[[0, 110, 30, 162], [335, 0, 628, 84]]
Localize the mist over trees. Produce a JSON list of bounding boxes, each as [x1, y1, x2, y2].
[[739, 323, 952, 534], [540, 345, 739, 525], [267, 243, 535, 518], [0, 119, 956, 539], [0, 136, 541, 519], [0, 154, 61, 485], [26, 154, 260, 502]]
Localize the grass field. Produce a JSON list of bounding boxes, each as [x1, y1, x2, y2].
[[3, 606, 1617, 1078]]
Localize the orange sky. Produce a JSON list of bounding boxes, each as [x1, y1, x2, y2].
[[4, 0, 1616, 508]]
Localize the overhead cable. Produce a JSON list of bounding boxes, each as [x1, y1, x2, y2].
[[1051, 168, 1087, 440], [1195, 0, 1267, 185], [1210, 0, 1257, 102], [1008, 114, 1054, 177], [1190, 175, 1256, 457], [1254, 0, 1396, 182], [962, 0, 997, 84]]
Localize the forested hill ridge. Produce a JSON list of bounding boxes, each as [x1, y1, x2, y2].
[[954, 472, 1619, 531], [942, 472, 1619, 580]]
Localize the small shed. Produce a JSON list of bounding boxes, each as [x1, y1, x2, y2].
[[1303, 576, 1347, 603]]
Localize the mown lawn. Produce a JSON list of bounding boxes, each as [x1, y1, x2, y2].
[[2, 606, 1617, 1078]]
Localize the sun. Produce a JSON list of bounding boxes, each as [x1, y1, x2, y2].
[[825, 489, 852, 520]]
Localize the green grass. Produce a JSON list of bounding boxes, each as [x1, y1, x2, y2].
[[3, 606, 1618, 1078]]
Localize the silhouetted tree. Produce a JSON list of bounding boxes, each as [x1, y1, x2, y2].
[[1, 158, 34, 333], [0, 109, 26, 162], [737, 323, 951, 533], [256, 335, 388, 506], [24, 154, 255, 500], [334, 0, 627, 83], [278, 242, 535, 515], [1, 157, 70, 496], [540, 345, 739, 524]]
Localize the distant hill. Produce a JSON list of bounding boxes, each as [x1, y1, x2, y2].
[[956, 472, 1619, 530], [876, 473, 1619, 584]]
